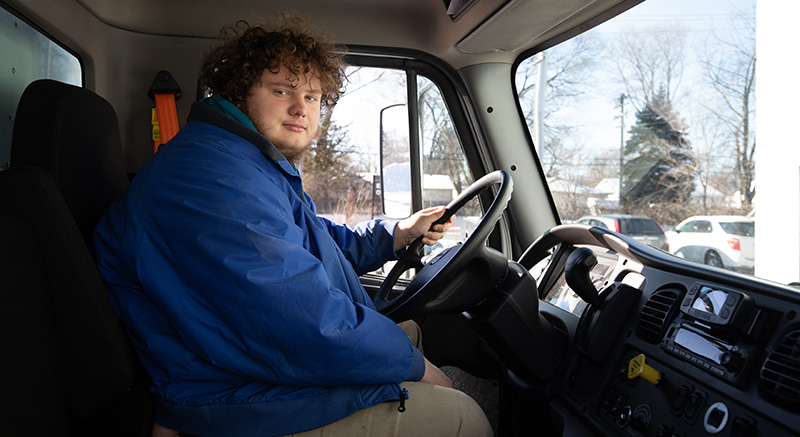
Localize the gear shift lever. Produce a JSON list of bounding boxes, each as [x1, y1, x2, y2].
[[565, 247, 601, 306]]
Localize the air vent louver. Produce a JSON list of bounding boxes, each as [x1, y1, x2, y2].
[[760, 329, 800, 412], [637, 288, 682, 343]]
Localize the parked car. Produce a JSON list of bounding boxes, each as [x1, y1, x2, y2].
[[576, 214, 669, 251], [666, 215, 755, 274]]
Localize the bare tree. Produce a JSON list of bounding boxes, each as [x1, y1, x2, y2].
[[303, 108, 363, 213], [518, 35, 601, 117], [612, 26, 687, 111], [517, 34, 601, 180], [687, 108, 753, 215], [701, 7, 756, 211]]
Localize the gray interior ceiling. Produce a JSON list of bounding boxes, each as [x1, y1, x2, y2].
[[74, 0, 627, 69]]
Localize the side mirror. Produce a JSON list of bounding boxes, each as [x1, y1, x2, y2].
[[379, 103, 411, 218]]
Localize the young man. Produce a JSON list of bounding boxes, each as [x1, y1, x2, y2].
[[93, 15, 492, 437]]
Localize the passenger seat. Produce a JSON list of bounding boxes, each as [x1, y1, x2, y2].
[[1, 80, 153, 436]]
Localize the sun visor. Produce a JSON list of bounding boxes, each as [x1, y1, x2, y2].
[[445, 0, 481, 21], [457, 0, 597, 54]]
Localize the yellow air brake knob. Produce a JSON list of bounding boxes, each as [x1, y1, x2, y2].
[[628, 354, 661, 385]]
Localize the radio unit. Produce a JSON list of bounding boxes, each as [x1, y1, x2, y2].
[[661, 320, 755, 386], [662, 320, 756, 386]]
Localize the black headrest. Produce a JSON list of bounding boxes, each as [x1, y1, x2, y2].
[[11, 79, 129, 244]]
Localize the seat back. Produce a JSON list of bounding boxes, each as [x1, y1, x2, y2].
[[10, 79, 129, 248], [3, 80, 153, 435], [0, 166, 153, 435]]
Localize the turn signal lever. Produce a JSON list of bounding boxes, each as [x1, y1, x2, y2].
[[565, 247, 601, 306]]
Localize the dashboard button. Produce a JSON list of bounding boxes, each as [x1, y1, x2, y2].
[[655, 423, 674, 437], [671, 384, 693, 414], [703, 402, 729, 434], [708, 407, 725, 427], [600, 388, 616, 413], [683, 390, 707, 424]]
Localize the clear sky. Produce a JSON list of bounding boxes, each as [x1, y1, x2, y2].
[[607, 0, 754, 30]]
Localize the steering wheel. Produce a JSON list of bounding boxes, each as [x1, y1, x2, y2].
[[374, 170, 513, 322]]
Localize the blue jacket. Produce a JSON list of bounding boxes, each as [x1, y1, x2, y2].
[[92, 100, 425, 436]]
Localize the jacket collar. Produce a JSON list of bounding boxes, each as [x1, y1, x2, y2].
[[187, 100, 307, 203], [188, 100, 287, 163]]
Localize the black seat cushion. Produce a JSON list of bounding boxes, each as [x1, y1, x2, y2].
[[0, 166, 144, 433]]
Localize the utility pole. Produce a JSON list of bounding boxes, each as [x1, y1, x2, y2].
[[619, 93, 627, 212], [530, 53, 547, 150]]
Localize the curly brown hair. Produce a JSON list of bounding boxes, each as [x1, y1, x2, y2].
[[199, 14, 346, 108]]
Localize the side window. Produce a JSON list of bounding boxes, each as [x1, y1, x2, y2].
[[303, 67, 406, 224], [417, 75, 480, 249], [0, 7, 82, 167], [678, 221, 698, 233], [696, 221, 712, 233], [590, 219, 608, 229], [625, 220, 642, 234], [305, 65, 478, 255]]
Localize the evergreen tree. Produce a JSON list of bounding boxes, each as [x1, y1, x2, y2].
[[622, 88, 695, 222]]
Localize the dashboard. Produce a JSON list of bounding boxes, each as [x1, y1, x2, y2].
[[479, 224, 800, 436]]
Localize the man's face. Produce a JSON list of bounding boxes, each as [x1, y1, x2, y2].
[[243, 64, 323, 162]]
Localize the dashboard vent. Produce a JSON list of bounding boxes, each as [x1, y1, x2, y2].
[[760, 329, 800, 412], [637, 288, 682, 343]]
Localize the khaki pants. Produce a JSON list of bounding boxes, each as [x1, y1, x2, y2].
[[287, 380, 493, 437], [287, 321, 493, 437], [153, 322, 493, 437]]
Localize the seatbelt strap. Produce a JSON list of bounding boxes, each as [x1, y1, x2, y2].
[[148, 70, 182, 153]]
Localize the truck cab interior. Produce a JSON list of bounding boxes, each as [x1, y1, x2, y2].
[[3, 0, 798, 436]]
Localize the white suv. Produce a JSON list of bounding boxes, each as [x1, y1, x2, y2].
[[666, 215, 755, 274]]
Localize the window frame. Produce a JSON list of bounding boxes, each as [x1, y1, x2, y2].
[[341, 49, 506, 285], [345, 50, 500, 242]]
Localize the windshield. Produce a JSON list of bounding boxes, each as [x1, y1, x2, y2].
[[514, 0, 780, 282]]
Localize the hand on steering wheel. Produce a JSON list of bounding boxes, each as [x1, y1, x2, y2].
[[374, 170, 513, 322]]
